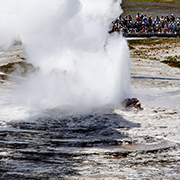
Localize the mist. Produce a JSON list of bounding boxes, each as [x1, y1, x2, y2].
[[0, 0, 130, 112]]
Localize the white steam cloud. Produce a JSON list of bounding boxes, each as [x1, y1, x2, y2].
[[0, 0, 130, 111]]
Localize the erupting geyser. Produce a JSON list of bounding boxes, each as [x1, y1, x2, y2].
[[0, 0, 130, 111]]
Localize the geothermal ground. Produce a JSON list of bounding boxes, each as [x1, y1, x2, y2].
[[0, 38, 180, 179], [121, 0, 180, 21]]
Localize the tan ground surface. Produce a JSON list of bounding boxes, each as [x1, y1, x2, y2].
[[121, 0, 180, 21]]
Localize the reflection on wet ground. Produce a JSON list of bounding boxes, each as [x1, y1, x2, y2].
[[132, 76, 180, 81], [0, 112, 179, 179], [0, 113, 141, 179]]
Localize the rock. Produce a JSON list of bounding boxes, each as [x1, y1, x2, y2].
[[122, 98, 143, 111], [0, 61, 36, 80]]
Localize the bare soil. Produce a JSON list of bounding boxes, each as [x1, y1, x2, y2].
[[121, 0, 180, 20]]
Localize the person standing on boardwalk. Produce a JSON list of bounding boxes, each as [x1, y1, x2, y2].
[[136, 13, 141, 22]]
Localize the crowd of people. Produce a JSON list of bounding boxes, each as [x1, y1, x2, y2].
[[109, 13, 180, 36]]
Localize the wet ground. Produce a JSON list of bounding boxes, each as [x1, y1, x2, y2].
[[0, 112, 139, 179], [0, 105, 180, 180], [0, 102, 180, 180]]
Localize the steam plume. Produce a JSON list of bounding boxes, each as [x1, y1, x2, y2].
[[0, 0, 130, 111]]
